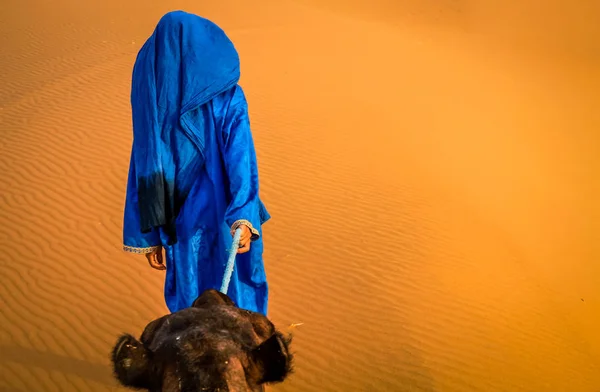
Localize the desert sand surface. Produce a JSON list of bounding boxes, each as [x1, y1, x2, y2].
[[1, 0, 599, 390]]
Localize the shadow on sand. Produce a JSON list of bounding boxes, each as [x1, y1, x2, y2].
[[0, 345, 117, 388]]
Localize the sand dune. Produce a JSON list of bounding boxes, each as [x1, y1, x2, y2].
[[1, 0, 599, 391]]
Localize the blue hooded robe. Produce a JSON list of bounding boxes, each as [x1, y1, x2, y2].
[[122, 10, 270, 315]]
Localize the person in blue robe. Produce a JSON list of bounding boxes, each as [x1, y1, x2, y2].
[[121, 10, 271, 316]]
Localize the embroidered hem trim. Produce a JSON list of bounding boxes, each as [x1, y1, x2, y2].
[[231, 219, 260, 240], [123, 245, 161, 254]]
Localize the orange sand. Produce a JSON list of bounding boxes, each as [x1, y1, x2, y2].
[[1, 0, 599, 391]]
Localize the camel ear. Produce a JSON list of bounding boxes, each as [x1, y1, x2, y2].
[[111, 334, 152, 389], [192, 289, 236, 308], [250, 332, 293, 384]]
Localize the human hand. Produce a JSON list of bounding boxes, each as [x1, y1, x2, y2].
[[145, 246, 166, 270], [235, 225, 252, 254]]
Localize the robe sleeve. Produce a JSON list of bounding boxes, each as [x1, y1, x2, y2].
[[123, 150, 162, 253], [221, 88, 265, 241]]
